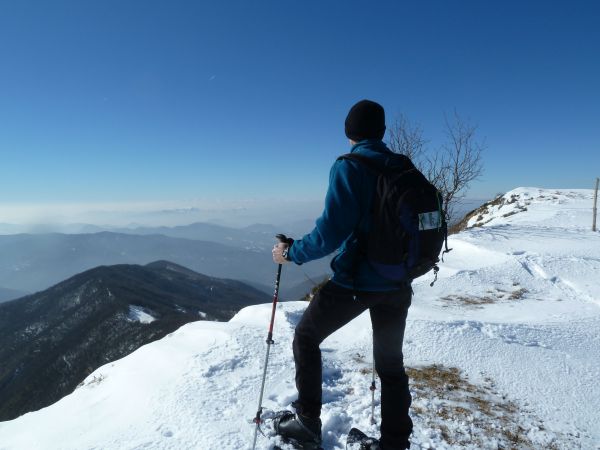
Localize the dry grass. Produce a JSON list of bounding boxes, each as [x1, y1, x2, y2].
[[405, 364, 561, 449], [503, 207, 528, 218], [441, 286, 529, 308], [77, 373, 105, 388], [441, 294, 496, 307], [509, 288, 529, 300], [449, 195, 505, 234]]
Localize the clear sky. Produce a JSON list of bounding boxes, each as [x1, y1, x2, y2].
[[1, 1, 599, 222]]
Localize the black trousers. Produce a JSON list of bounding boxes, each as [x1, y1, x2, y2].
[[292, 280, 413, 450]]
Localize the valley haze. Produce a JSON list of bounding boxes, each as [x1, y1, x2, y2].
[[0, 198, 487, 234], [0, 199, 326, 231]]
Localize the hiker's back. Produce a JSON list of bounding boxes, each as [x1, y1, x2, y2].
[[331, 140, 447, 291]]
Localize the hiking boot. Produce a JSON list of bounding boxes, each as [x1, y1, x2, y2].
[[347, 427, 382, 449], [273, 410, 322, 450]]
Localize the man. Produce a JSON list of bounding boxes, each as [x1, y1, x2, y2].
[[272, 100, 413, 450]]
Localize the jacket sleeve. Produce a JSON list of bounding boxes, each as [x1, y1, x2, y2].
[[288, 159, 363, 264]]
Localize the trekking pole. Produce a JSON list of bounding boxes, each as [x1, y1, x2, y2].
[[370, 330, 377, 425], [252, 234, 288, 450]]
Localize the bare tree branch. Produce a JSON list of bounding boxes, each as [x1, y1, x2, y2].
[[439, 111, 485, 219], [387, 111, 485, 223], [387, 115, 428, 163]]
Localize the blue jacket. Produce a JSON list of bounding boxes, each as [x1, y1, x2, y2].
[[288, 139, 407, 291]]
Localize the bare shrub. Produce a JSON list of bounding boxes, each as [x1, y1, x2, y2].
[[387, 111, 485, 223]]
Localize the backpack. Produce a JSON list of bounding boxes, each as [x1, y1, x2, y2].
[[338, 152, 450, 286]]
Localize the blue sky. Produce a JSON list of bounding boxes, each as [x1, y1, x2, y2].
[[1, 1, 599, 214]]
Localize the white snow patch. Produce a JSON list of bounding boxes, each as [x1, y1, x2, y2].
[[126, 305, 157, 324]]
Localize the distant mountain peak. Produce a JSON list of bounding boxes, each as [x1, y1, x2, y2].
[[0, 261, 269, 422], [144, 260, 204, 277]]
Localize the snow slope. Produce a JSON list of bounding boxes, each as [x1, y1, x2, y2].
[[0, 187, 599, 449]]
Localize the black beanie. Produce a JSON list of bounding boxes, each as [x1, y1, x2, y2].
[[344, 99, 386, 141]]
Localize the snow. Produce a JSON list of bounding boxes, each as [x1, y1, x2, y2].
[[126, 305, 157, 324], [0, 188, 598, 449]]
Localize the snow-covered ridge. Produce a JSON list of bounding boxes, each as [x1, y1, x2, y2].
[[0, 187, 598, 449], [465, 187, 595, 230]]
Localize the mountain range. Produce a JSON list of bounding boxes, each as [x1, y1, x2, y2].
[[0, 260, 270, 422], [0, 287, 27, 304], [0, 232, 331, 298]]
